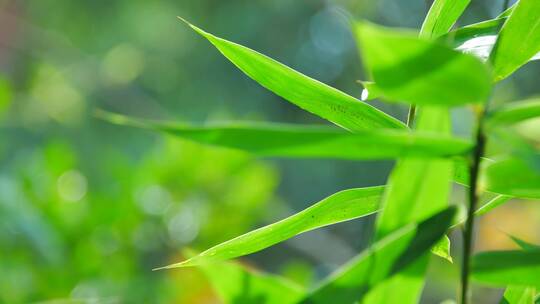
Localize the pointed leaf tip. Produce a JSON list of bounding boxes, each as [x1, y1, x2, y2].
[[153, 262, 187, 271], [176, 17, 209, 37], [176, 16, 189, 24]]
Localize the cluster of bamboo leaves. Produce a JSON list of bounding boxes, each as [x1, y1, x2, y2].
[[102, 0, 540, 303]]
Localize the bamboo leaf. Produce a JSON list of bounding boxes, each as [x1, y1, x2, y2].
[[366, 106, 455, 303], [156, 184, 449, 269], [482, 157, 540, 199], [178, 18, 405, 131], [474, 195, 512, 217], [159, 187, 383, 269], [472, 250, 540, 288], [449, 18, 504, 48], [498, 4, 516, 18], [375, 106, 454, 240], [501, 286, 537, 304], [454, 156, 540, 199], [420, 0, 471, 39], [447, 3, 517, 52], [356, 49, 533, 104], [454, 156, 493, 186], [98, 111, 472, 160], [450, 195, 512, 229], [197, 258, 304, 304], [431, 235, 453, 263], [486, 98, 540, 129], [454, 157, 540, 199], [446, 6, 540, 63], [301, 207, 456, 304], [354, 22, 491, 106], [509, 235, 540, 251], [490, 0, 540, 81]]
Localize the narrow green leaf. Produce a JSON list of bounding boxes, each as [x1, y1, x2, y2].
[[448, 18, 504, 47], [472, 249, 540, 288], [431, 235, 453, 263], [354, 22, 491, 106], [474, 195, 512, 217], [301, 207, 456, 304], [454, 156, 540, 199], [98, 111, 472, 160], [498, 4, 517, 18], [490, 0, 540, 81], [453, 156, 492, 186], [482, 157, 540, 199], [445, 6, 540, 63], [198, 259, 304, 304], [160, 187, 383, 268], [158, 184, 449, 269], [367, 106, 455, 303], [486, 98, 540, 129], [375, 106, 453, 239], [450, 195, 512, 229], [178, 18, 405, 131], [501, 286, 537, 304], [509, 235, 540, 251], [445, 2, 517, 49], [420, 0, 471, 39]]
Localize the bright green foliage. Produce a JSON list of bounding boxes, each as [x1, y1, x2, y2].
[[420, 0, 471, 39], [354, 22, 491, 106], [500, 237, 540, 304], [444, 3, 514, 47], [365, 106, 455, 303], [490, 0, 540, 81], [451, 195, 512, 228], [301, 207, 456, 304], [101, 4, 539, 304], [454, 157, 540, 199], [500, 286, 537, 304], [431, 235, 453, 263], [454, 156, 493, 187], [198, 259, 304, 304], [7, 0, 540, 303], [160, 187, 382, 268], [498, 4, 517, 18], [483, 157, 540, 199], [471, 250, 540, 288], [99, 111, 472, 160], [375, 107, 453, 240], [454, 157, 540, 200], [447, 18, 503, 46], [179, 18, 405, 131], [486, 98, 540, 129]]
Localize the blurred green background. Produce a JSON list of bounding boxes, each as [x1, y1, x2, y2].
[[0, 0, 539, 303]]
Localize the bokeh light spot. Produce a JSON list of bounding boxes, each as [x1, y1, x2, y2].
[[101, 43, 145, 85], [57, 170, 87, 202], [135, 185, 171, 216]]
